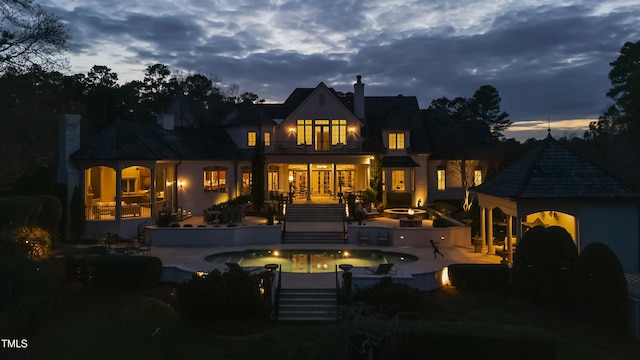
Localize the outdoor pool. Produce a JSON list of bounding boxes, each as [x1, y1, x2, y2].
[[205, 249, 419, 273]]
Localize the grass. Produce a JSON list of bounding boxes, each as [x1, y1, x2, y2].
[[5, 282, 640, 360]]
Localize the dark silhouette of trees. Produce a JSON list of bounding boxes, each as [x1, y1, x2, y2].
[[606, 40, 640, 135], [467, 85, 512, 138], [427, 85, 511, 138], [0, 0, 70, 74]]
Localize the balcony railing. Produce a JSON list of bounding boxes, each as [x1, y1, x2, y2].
[[267, 141, 364, 154], [86, 203, 151, 220]]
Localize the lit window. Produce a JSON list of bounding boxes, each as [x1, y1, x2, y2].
[[297, 120, 312, 145], [264, 132, 271, 146], [121, 179, 136, 193], [331, 119, 346, 145], [242, 172, 252, 194], [473, 170, 482, 186], [437, 169, 446, 190], [392, 170, 405, 191], [203, 167, 227, 192], [248, 131, 256, 147], [389, 132, 405, 150]]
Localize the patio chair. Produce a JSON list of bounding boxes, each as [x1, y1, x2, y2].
[[357, 231, 371, 245], [376, 231, 390, 246], [365, 263, 394, 275]]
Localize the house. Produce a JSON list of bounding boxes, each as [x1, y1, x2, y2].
[[58, 76, 487, 239], [472, 133, 640, 273]]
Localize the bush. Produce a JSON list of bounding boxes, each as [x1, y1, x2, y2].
[[448, 264, 510, 291], [573, 242, 628, 329], [67, 255, 162, 288], [12, 226, 52, 259], [353, 277, 422, 316], [176, 267, 263, 322], [512, 225, 577, 306]]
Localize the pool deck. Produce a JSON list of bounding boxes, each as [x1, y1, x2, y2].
[[151, 215, 503, 288]]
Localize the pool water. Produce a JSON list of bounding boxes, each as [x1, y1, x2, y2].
[[205, 249, 418, 273]]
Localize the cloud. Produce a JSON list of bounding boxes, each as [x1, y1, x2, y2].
[[41, 0, 640, 125]]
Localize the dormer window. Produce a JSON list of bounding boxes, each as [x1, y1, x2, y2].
[[389, 132, 405, 150]]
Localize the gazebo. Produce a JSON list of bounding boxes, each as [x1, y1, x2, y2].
[[472, 134, 640, 273]]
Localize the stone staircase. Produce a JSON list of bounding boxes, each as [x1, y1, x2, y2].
[[276, 288, 338, 321], [283, 204, 347, 243]]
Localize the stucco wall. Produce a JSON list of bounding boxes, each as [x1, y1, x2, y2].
[[148, 224, 282, 247]]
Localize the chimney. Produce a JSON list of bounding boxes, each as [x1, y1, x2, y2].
[[57, 114, 81, 207], [354, 75, 365, 119], [156, 113, 175, 130]]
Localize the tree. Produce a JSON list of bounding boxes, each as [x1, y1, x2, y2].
[[141, 63, 176, 114], [0, 0, 69, 73], [369, 153, 383, 203], [606, 40, 640, 134], [468, 85, 512, 138]]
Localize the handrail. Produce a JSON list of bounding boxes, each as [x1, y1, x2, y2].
[[343, 203, 348, 243], [274, 264, 282, 321], [137, 218, 153, 240], [281, 203, 287, 243]]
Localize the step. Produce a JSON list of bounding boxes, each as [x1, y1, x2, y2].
[[276, 288, 338, 321], [284, 232, 345, 243]]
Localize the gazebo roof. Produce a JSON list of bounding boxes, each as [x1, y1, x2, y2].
[[473, 134, 640, 200]]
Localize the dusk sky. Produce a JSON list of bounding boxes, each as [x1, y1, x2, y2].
[[41, 0, 640, 141]]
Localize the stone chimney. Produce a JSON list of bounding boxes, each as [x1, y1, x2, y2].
[[354, 75, 365, 119], [157, 113, 175, 130]]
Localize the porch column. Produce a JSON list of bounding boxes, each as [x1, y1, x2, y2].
[[507, 214, 514, 265], [332, 163, 337, 199], [480, 207, 487, 253], [307, 163, 311, 200], [487, 208, 494, 254], [150, 166, 156, 218], [115, 166, 122, 220]]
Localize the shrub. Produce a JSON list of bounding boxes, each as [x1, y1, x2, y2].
[[353, 277, 422, 315], [512, 225, 577, 306], [573, 242, 628, 329], [67, 255, 162, 288], [12, 226, 52, 259], [176, 267, 263, 322], [448, 264, 510, 291]]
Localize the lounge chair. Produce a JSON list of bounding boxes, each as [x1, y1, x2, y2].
[[365, 263, 394, 275]]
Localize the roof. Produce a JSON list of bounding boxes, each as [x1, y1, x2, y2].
[[381, 156, 420, 168], [220, 101, 277, 126], [362, 96, 429, 153], [473, 134, 640, 200], [72, 121, 242, 161]]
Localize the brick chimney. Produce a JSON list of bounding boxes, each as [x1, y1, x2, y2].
[[354, 75, 365, 119]]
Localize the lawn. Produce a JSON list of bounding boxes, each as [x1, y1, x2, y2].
[[6, 283, 640, 359]]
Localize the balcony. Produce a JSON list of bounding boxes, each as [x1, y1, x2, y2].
[[269, 141, 364, 154]]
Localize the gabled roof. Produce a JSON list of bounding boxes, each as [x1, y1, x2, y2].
[[473, 134, 640, 200], [72, 121, 242, 161]]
